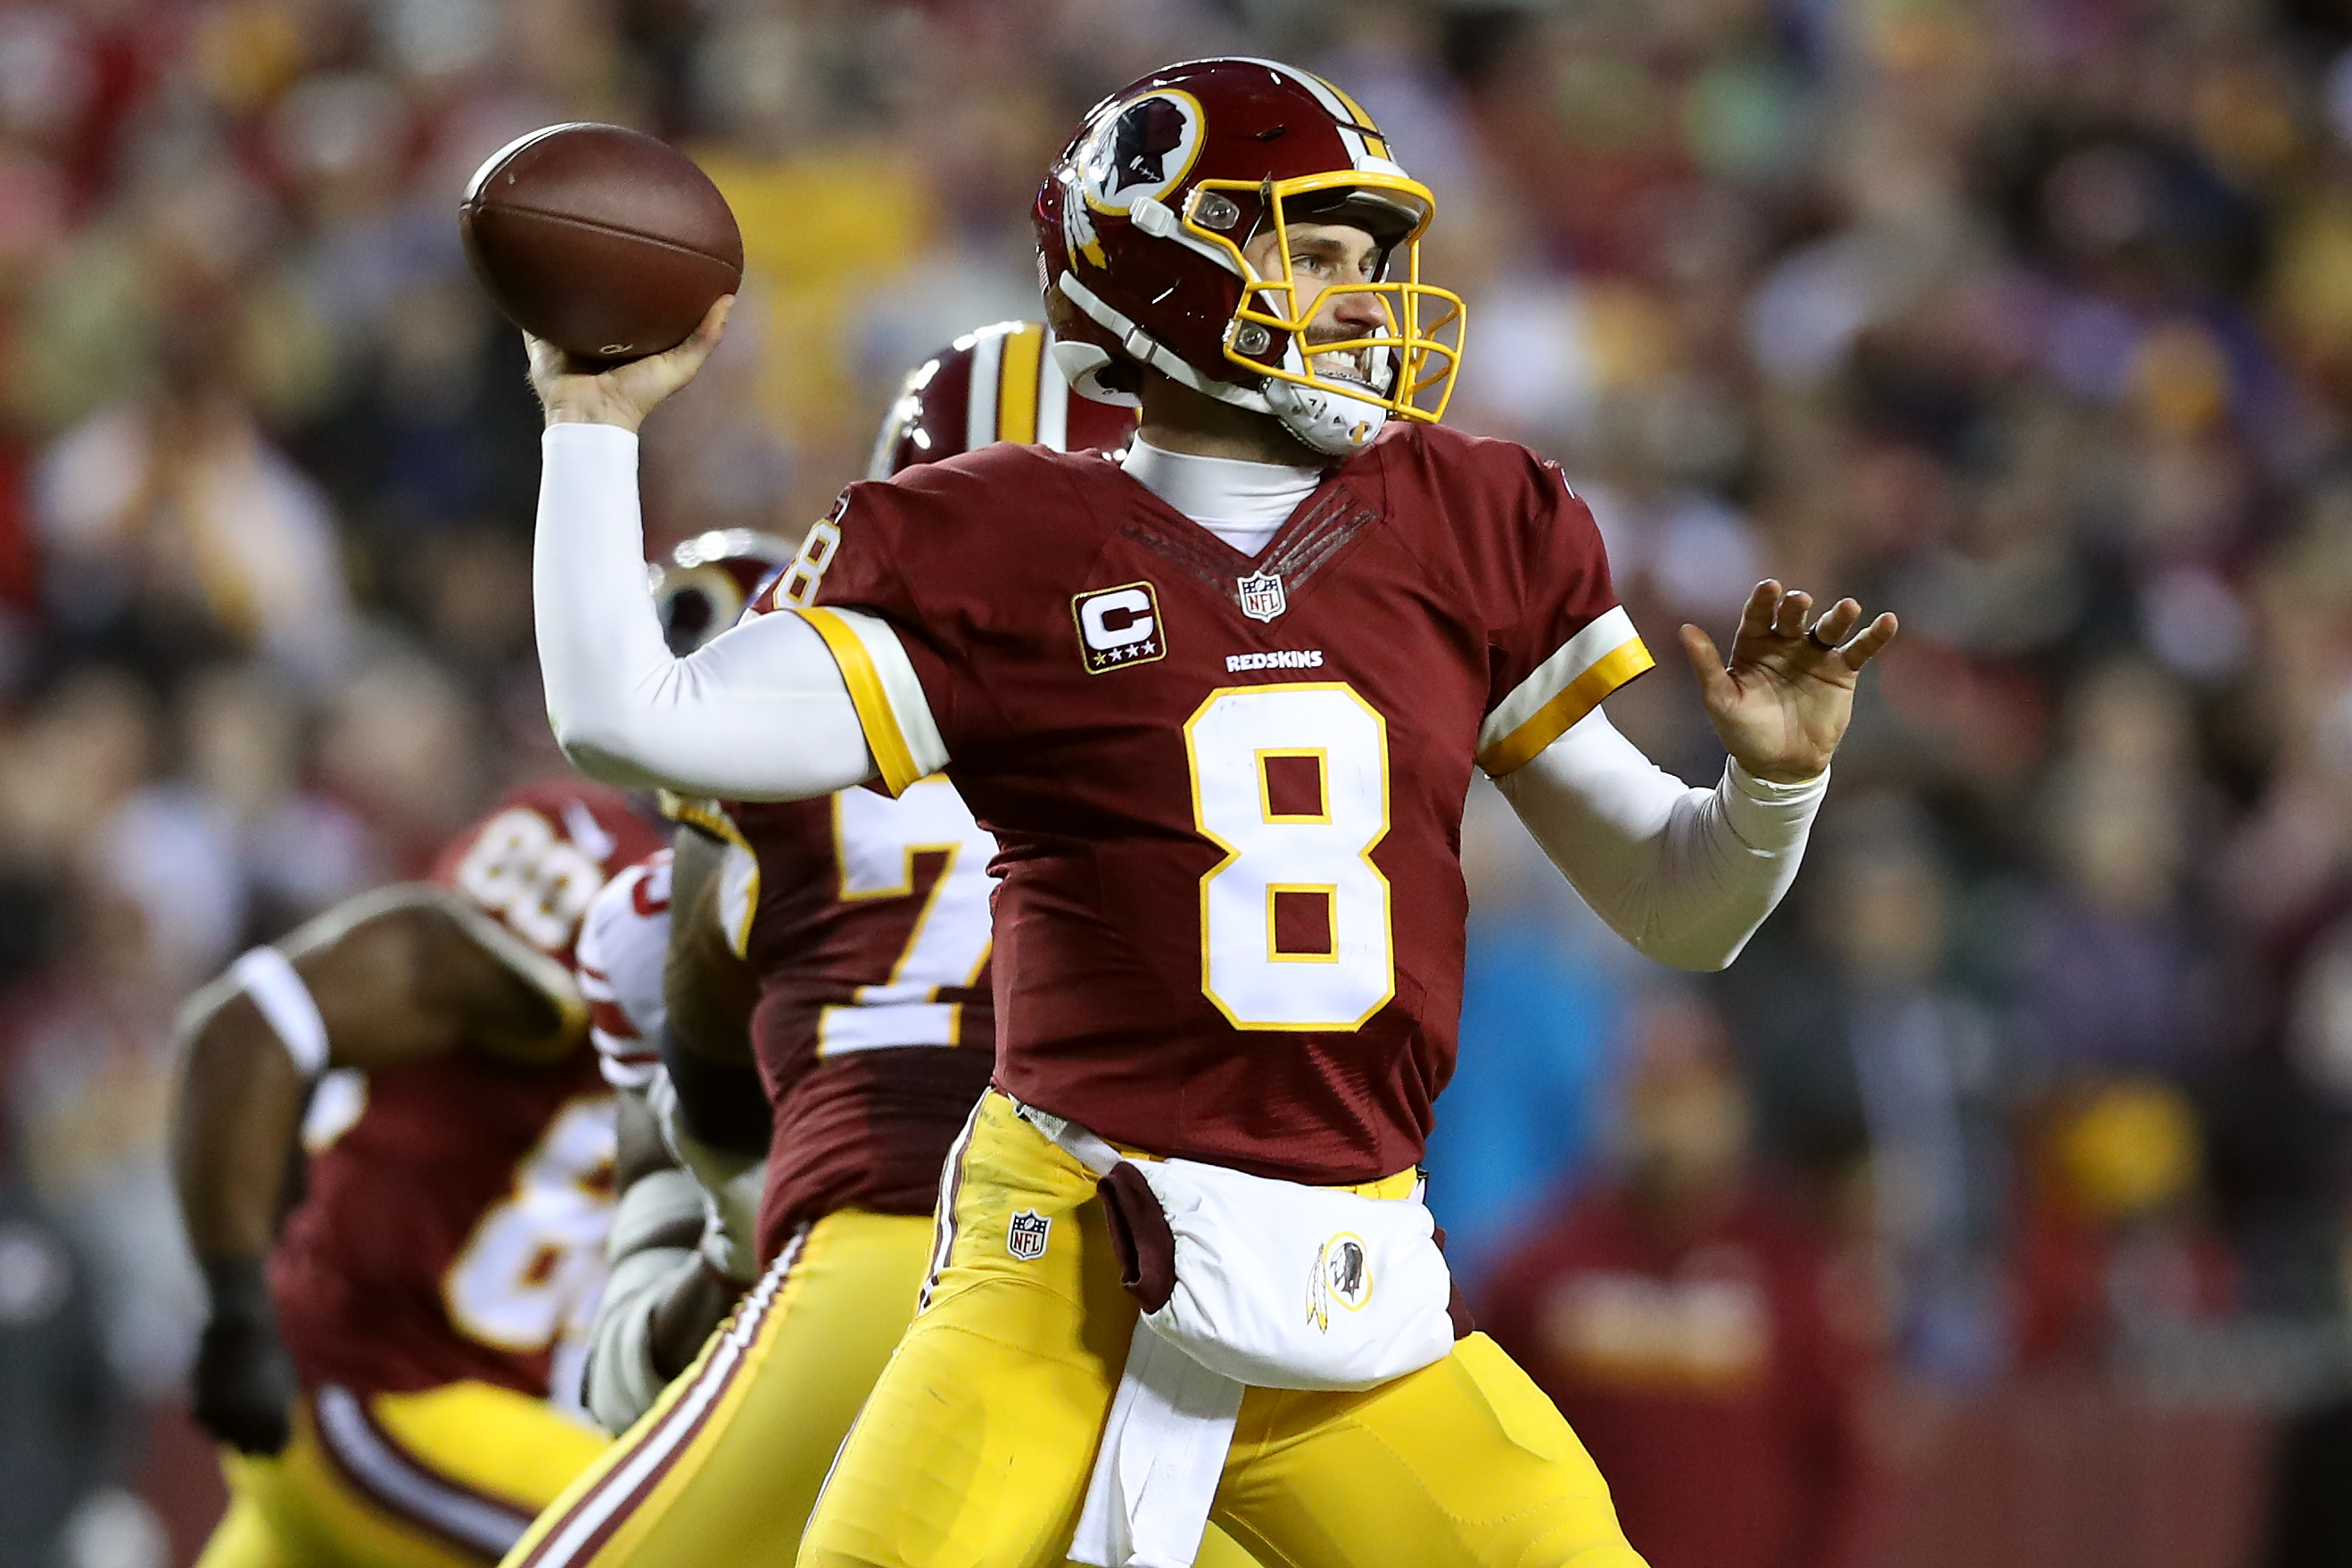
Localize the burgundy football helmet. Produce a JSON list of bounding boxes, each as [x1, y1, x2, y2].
[[1035, 57, 1465, 457], [866, 319, 1135, 478], [650, 530, 794, 653]]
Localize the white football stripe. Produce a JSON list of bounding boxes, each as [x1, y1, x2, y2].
[[964, 329, 1003, 454], [313, 1386, 533, 1556]]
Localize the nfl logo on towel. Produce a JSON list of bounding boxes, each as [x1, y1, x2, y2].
[[1237, 571, 1286, 623], [1007, 1209, 1051, 1261]]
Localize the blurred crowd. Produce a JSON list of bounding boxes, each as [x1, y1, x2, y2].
[[3, 0, 2351, 1564]]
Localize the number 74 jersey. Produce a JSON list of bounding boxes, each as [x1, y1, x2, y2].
[[772, 420, 1653, 1185], [692, 778, 1000, 1265]]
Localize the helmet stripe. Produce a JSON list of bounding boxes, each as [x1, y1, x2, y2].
[[1310, 73, 1393, 161], [1233, 56, 1348, 118], [964, 328, 1003, 453], [996, 324, 1044, 444], [1233, 58, 1396, 170], [1036, 329, 1070, 450]]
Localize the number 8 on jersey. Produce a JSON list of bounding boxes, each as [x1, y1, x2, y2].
[[1185, 683, 1394, 1031]]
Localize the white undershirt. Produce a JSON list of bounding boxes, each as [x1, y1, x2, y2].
[[534, 422, 1826, 972], [1119, 437, 1324, 557]]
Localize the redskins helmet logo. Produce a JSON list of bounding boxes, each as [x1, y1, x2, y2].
[[1077, 90, 1203, 213]]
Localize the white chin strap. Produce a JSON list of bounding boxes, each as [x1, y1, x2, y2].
[[1259, 337, 1393, 457]]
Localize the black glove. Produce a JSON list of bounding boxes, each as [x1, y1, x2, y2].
[[192, 1257, 298, 1457]]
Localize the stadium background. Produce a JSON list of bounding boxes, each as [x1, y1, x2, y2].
[[1, 0, 2349, 1563]]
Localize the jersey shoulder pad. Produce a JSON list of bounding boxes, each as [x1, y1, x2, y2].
[[1381, 418, 1556, 499], [875, 439, 1099, 516]]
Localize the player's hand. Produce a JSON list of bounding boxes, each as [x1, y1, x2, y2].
[[649, 1259, 742, 1378], [646, 1069, 764, 1283], [529, 294, 733, 433], [191, 1285, 299, 1456], [1680, 582, 1898, 784]]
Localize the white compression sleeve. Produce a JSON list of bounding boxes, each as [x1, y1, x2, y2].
[[534, 422, 879, 800], [1493, 709, 1826, 971]]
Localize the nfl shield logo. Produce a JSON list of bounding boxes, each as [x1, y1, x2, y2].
[[1237, 570, 1287, 623], [1007, 1209, 1051, 1261]]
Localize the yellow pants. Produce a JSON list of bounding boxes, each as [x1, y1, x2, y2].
[[798, 1093, 1646, 1568], [499, 1207, 1258, 1568], [197, 1381, 608, 1568]]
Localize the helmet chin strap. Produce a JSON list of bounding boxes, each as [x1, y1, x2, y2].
[[1259, 336, 1391, 457]]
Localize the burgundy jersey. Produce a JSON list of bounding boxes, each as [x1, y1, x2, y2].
[[271, 781, 664, 1401], [700, 780, 997, 1261], [783, 423, 1650, 1184]]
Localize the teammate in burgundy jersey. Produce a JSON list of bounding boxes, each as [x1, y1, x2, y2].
[[174, 780, 662, 1566], [714, 782, 999, 1256], [524, 56, 1897, 1568]]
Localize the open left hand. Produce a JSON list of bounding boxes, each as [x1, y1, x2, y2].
[[1680, 582, 1898, 784]]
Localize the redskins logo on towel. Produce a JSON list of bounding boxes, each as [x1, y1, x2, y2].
[[1306, 1232, 1374, 1333]]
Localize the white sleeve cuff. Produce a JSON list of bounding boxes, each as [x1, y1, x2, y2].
[[1720, 760, 1829, 854], [543, 419, 640, 462]]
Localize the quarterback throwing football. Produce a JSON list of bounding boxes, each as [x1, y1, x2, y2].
[[526, 57, 1894, 1568]]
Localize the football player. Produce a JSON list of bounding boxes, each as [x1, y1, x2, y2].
[[524, 58, 1897, 1568], [504, 322, 1243, 1568], [174, 778, 661, 1568], [174, 535, 776, 1568]]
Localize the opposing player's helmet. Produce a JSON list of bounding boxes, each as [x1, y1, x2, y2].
[[866, 319, 1135, 478], [650, 530, 794, 653], [1036, 57, 1465, 457]]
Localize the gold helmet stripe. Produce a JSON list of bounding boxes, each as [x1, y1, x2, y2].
[[995, 323, 1044, 445], [1311, 73, 1392, 161], [1226, 59, 1399, 171]]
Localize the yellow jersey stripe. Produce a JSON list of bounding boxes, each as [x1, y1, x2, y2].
[[996, 325, 1043, 445], [788, 607, 922, 796], [722, 842, 758, 958], [659, 791, 742, 845], [1480, 606, 1640, 755], [1477, 638, 1655, 776]]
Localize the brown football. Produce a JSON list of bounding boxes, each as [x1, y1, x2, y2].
[[459, 123, 743, 362]]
